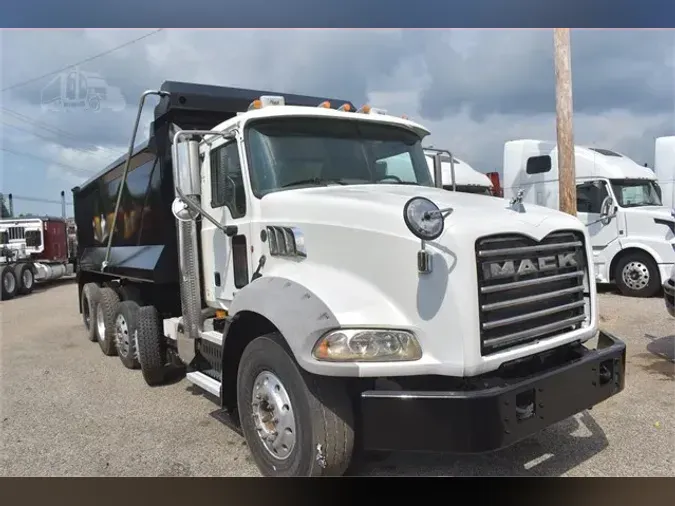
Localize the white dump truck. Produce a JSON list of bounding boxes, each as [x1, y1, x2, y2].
[[72, 82, 626, 477], [502, 140, 675, 298]]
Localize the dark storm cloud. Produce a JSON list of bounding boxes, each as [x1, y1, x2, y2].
[[417, 29, 674, 121], [2, 28, 673, 177]]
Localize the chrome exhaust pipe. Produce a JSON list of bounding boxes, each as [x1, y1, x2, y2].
[[170, 128, 227, 364]]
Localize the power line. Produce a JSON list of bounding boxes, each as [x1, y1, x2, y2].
[[1, 29, 164, 93], [8, 195, 74, 206], [1, 106, 121, 157], [0, 146, 93, 174], [1, 120, 119, 161]]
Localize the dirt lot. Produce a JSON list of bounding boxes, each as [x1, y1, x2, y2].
[[0, 279, 673, 477]]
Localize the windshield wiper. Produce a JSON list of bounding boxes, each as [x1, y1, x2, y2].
[[281, 177, 349, 188]]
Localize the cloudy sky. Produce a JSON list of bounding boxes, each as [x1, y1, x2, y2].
[[1, 28, 673, 216]]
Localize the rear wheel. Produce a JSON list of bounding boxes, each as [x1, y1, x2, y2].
[[1, 266, 18, 300], [114, 300, 141, 369], [236, 333, 355, 477], [136, 305, 167, 386], [615, 252, 661, 298], [15, 264, 34, 295], [96, 287, 121, 356], [81, 283, 102, 342]]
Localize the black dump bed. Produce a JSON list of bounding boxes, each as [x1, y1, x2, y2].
[[72, 81, 353, 283]]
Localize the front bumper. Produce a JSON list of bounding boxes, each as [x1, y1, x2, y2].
[[360, 330, 626, 454], [664, 277, 675, 317]]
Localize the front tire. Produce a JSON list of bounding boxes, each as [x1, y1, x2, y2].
[[615, 252, 661, 298], [1, 266, 18, 300], [237, 333, 355, 477], [96, 287, 121, 356], [114, 300, 141, 369], [136, 305, 167, 386]]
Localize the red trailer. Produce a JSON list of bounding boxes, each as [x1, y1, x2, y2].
[[486, 171, 503, 197], [0, 216, 77, 300]]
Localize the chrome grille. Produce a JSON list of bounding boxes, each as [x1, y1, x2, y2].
[[475, 230, 589, 355], [7, 227, 25, 241]]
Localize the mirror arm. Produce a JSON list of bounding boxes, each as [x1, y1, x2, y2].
[[175, 187, 238, 237]]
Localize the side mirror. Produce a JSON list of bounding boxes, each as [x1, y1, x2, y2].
[[599, 196, 615, 225]]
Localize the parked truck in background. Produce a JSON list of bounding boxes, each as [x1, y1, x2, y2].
[[423, 148, 494, 196], [0, 216, 77, 300], [654, 136, 675, 209], [663, 265, 675, 317], [502, 140, 675, 298], [72, 81, 626, 477]]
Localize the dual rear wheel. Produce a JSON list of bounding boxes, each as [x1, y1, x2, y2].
[[79, 283, 359, 476], [81, 282, 167, 384], [1, 263, 35, 300]]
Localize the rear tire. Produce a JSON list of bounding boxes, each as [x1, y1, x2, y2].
[[15, 263, 34, 295], [236, 333, 355, 477], [81, 283, 102, 342], [96, 287, 121, 356], [114, 300, 141, 369], [615, 252, 661, 298], [136, 305, 167, 386], [1, 266, 18, 300]]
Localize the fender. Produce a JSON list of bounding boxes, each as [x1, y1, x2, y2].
[[617, 238, 675, 285], [226, 263, 410, 376]]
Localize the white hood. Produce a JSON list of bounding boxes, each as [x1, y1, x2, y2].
[[256, 184, 592, 378], [258, 184, 582, 236]]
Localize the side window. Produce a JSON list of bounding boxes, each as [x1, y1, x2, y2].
[[374, 152, 417, 182], [576, 181, 608, 213], [526, 155, 551, 174], [210, 141, 246, 218]]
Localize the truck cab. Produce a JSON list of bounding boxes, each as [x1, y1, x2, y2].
[[423, 148, 494, 196], [73, 83, 626, 477], [503, 139, 675, 298], [654, 136, 675, 209]]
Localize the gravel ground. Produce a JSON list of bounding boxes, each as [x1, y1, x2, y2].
[[1, 279, 673, 477]]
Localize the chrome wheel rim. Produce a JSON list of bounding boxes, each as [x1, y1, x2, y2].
[[3, 272, 15, 293], [115, 314, 130, 356], [96, 305, 106, 341], [622, 261, 650, 291], [22, 269, 33, 289], [251, 371, 296, 461]]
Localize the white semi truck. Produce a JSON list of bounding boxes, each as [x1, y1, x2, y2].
[[423, 148, 494, 195], [654, 136, 675, 210], [502, 140, 675, 298], [73, 82, 626, 477]]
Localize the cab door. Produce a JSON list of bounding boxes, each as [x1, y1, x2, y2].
[[200, 132, 253, 308], [576, 180, 620, 247]]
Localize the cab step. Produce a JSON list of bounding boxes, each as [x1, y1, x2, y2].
[[185, 371, 221, 397]]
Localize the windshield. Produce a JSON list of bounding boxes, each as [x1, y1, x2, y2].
[[609, 179, 663, 208], [245, 117, 433, 196]]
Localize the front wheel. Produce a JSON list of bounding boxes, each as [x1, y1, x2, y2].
[[237, 333, 355, 477], [615, 252, 661, 298]]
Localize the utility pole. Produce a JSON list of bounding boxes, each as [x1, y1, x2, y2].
[[554, 28, 577, 215]]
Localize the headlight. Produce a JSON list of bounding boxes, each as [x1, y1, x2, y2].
[[312, 329, 422, 362], [403, 196, 444, 241]]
